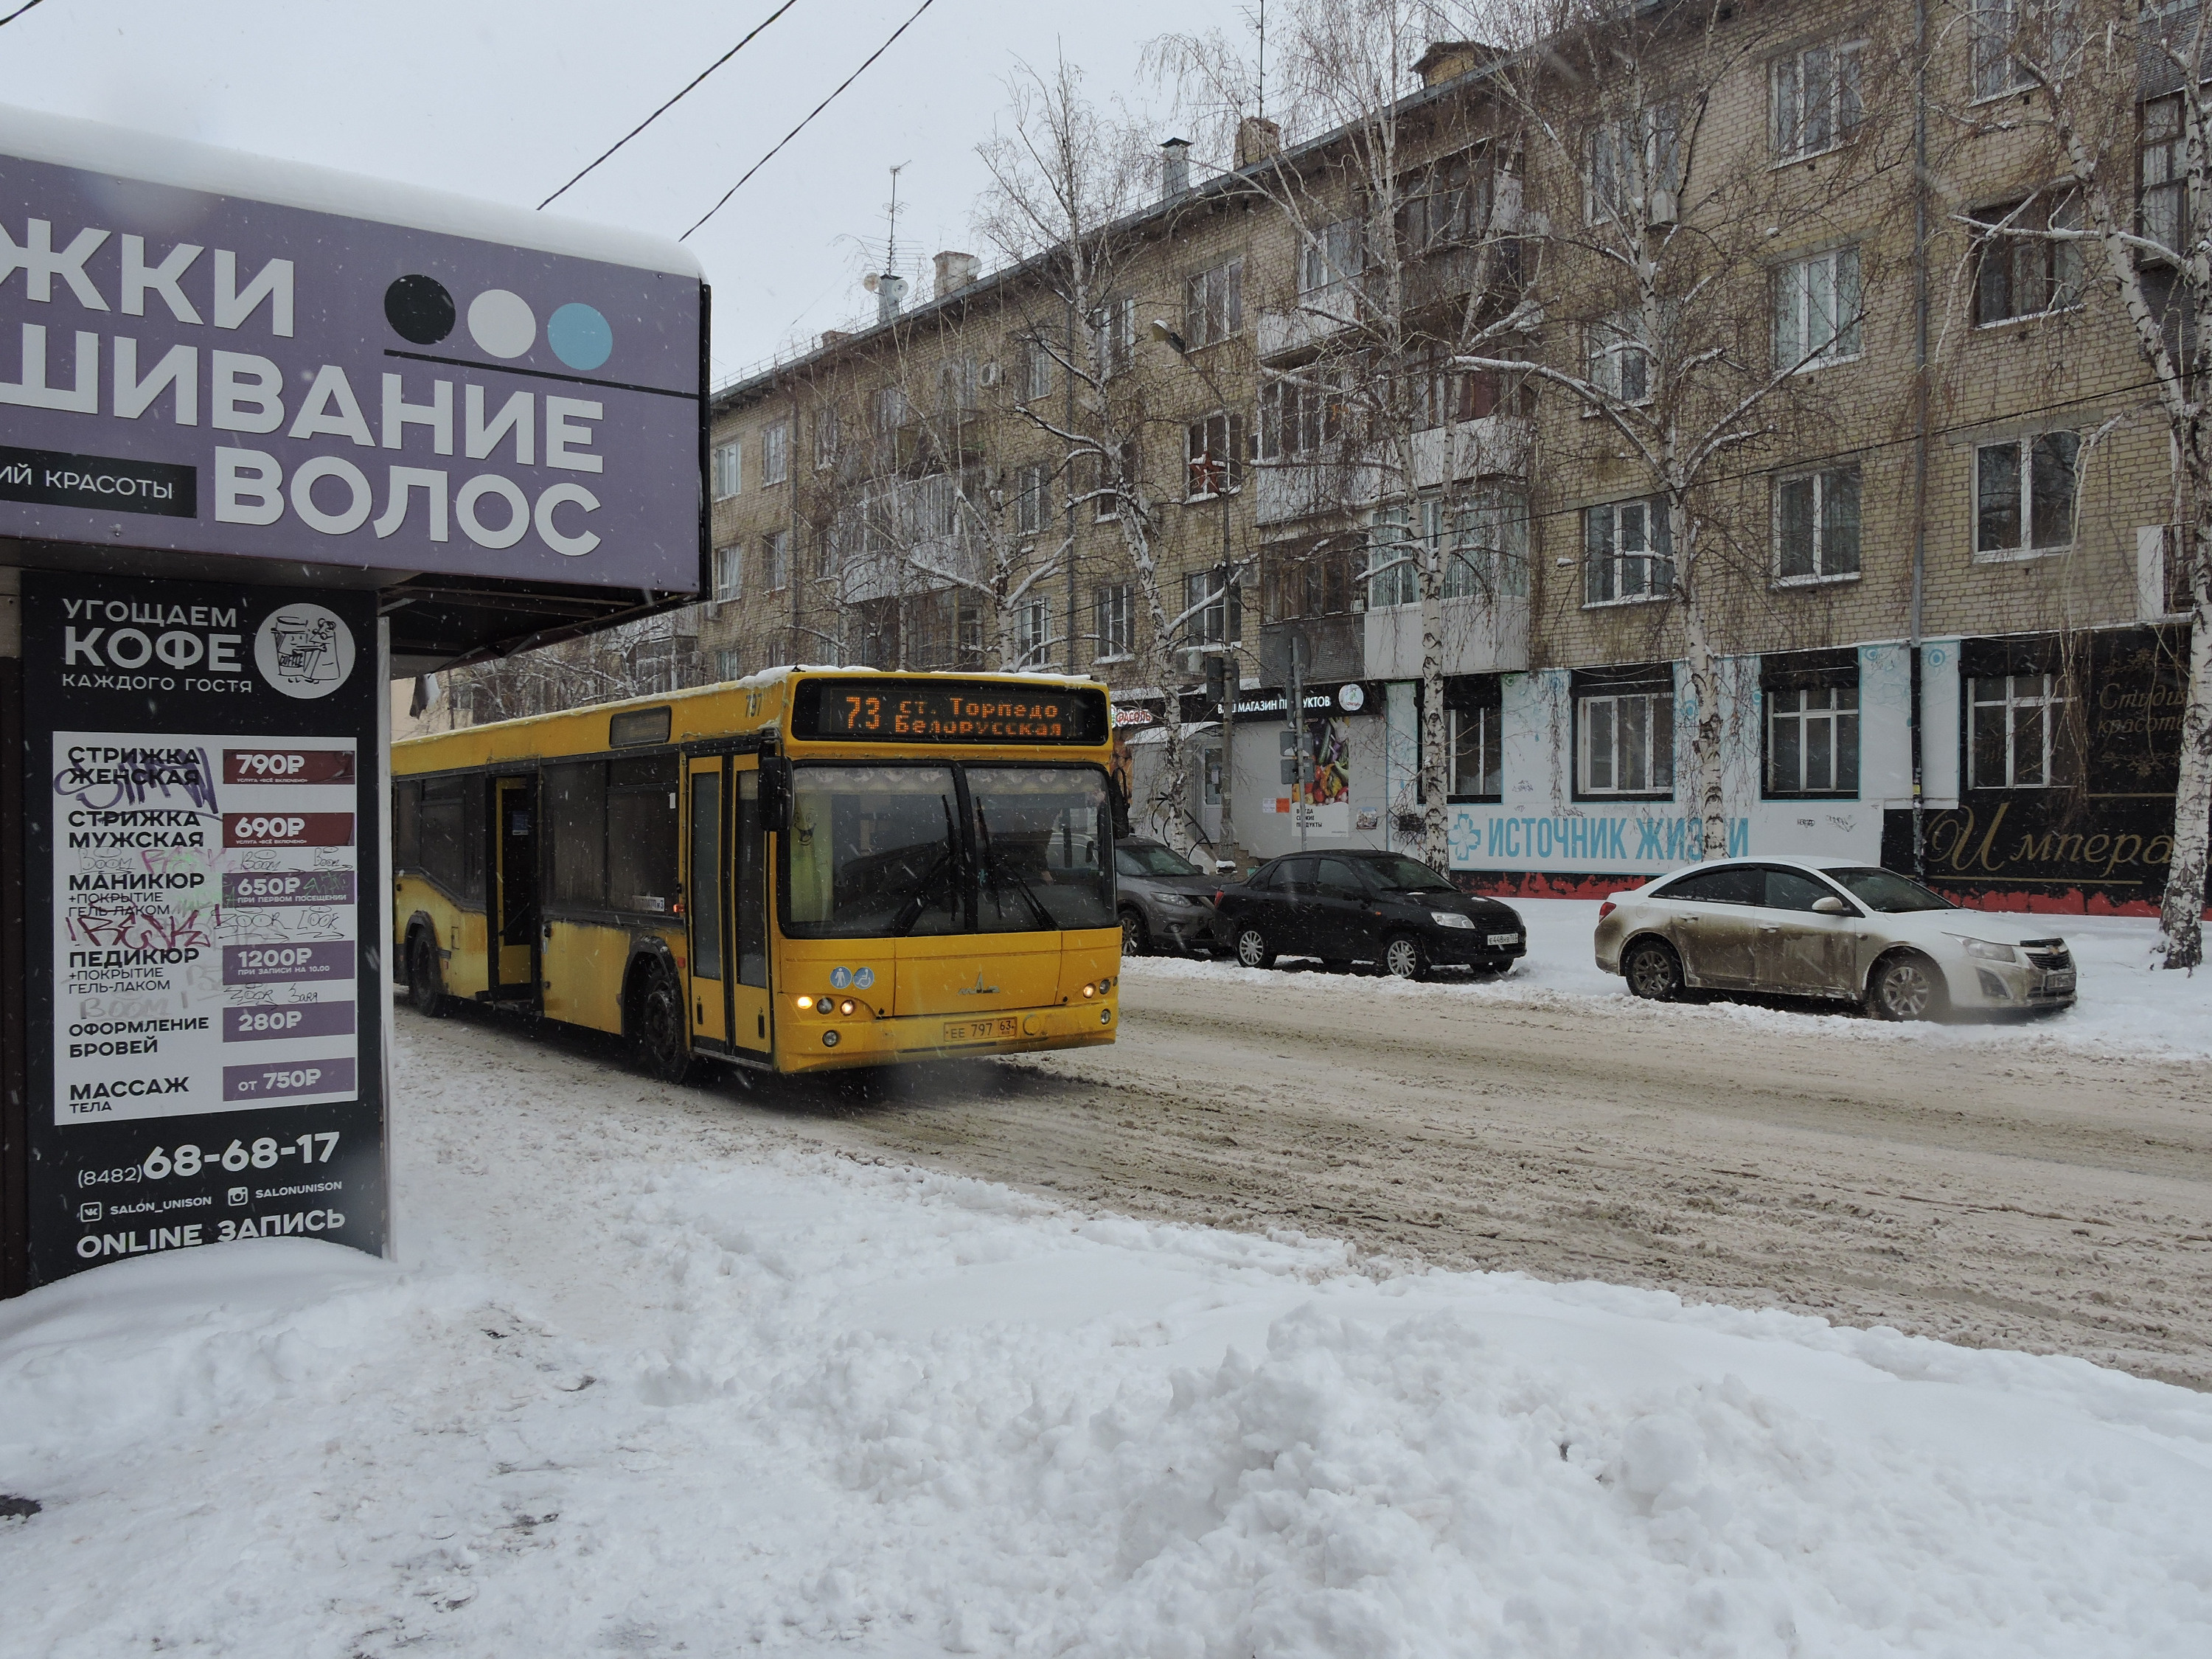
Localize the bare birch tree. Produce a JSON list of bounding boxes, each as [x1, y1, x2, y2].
[[1941, 0, 2212, 964]]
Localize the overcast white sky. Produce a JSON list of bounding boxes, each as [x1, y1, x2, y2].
[[0, 0, 1257, 385]]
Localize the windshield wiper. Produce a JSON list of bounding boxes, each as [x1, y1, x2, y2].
[[973, 808, 1055, 929], [891, 797, 961, 935]]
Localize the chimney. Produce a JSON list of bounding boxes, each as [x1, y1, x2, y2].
[[1413, 40, 1500, 87], [820, 330, 852, 351], [933, 250, 981, 299], [1234, 116, 1282, 168], [1160, 136, 1192, 204], [874, 271, 908, 324]]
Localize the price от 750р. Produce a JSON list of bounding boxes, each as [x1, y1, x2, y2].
[[139, 1133, 339, 1179]]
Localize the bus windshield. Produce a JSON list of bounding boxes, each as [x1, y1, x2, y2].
[[782, 762, 1113, 939]]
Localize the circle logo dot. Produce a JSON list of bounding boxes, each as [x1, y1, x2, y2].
[[467, 289, 536, 359], [547, 302, 613, 371], [383, 274, 454, 345]]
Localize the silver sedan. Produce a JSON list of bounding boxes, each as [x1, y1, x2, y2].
[[1592, 856, 2077, 1020]]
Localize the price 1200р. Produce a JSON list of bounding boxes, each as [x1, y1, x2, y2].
[[142, 1133, 339, 1180]]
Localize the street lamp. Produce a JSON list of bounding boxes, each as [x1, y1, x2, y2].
[[1151, 317, 1245, 872]]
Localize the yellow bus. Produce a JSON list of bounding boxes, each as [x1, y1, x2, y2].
[[391, 668, 1121, 1079]]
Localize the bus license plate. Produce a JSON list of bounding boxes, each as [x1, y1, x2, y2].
[[944, 1016, 1018, 1043]]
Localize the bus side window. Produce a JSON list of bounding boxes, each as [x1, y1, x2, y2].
[[690, 769, 723, 980], [420, 777, 466, 896], [393, 780, 420, 869], [546, 761, 607, 911], [736, 771, 768, 988]]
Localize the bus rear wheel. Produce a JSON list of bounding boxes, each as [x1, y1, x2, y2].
[[407, 931, 450, 1018], [633, 961, 697, 1085]]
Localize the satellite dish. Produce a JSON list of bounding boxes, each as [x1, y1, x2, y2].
[[863, 274, 880, 293]]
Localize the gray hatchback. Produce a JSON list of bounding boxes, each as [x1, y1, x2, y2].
[[1115, 838, 1220, 956]]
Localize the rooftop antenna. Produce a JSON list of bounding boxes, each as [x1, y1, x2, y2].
[[862, 162, 911, 323]]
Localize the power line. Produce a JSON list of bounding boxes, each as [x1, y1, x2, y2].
[[680, 0, 942, 243], [0, 1, 50, 27], [539, 0, 802, 211]]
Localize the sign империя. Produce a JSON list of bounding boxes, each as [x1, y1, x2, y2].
[[0, 103, 701, 591], [23, 571, 386, 1286]]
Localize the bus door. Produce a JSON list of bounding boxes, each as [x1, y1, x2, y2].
[[728, 761, 772, 1054], [490, 776, 540, 1000], [686, 757, 728, 1046]]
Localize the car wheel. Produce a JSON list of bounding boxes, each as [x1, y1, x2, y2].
[[1382, 933, 1428, 981], [407, 931, 450, 1018], [1622, 938, 1684, 1002], [1234, 926, 1276, 970], [1865, 951, 1947, 1022], [633, 961, 698, 1083], [1119, 908, 1149, 957]]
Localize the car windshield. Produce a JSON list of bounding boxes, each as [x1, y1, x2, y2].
[[1825, 866, 1955, 914], [1116, 844, 1200, 879], [1364, 855, 1457, 894]]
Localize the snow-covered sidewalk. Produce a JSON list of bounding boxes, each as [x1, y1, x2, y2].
[[2, 1012, 2210, 1657], [1135, 897, 2212, 1060]]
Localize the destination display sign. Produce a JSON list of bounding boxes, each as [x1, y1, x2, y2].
[[21, 570, 385, 1287], [790, 678, 1109, 745]]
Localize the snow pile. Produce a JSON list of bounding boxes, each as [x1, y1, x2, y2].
[[1141, 898, 2212, 1058], [4, 1034, 2211, 1658]]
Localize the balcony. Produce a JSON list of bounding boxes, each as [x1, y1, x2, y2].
[[1363, 591, 1528, 679], [1256, 415, 1533, 529]]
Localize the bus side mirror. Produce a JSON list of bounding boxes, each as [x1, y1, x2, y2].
[[760, 757, 792, 832]]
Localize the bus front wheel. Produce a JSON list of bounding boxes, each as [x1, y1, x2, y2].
[[407, 931, 451, 1018], [633, 961, 697, 1085]]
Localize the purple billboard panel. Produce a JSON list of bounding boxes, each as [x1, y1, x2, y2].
[[222, 1002, 357, 1043], [0, 107, 703, 591], [223, 1058, 357, 1102], [223, 939, 355, 986]]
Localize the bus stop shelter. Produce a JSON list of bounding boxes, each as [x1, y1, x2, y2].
[[0, 103, 706, 1295]]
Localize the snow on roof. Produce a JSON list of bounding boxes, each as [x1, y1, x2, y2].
[[0, 102, 702, 280]]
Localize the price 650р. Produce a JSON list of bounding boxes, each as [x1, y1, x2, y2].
[[142, 1133, 339, 1179]]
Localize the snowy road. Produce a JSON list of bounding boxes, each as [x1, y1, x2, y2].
[[746, 903, 2212, 1388]]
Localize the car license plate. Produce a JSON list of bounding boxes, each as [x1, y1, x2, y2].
[[2044, 970, 2076, 992], [1486, 932, 1520, 947], [943, 1016, 1018, 1043]]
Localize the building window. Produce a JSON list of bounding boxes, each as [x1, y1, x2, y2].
[[1020, 336, 1057, 403], [1455, 487, 1531, 599], [1579, 689, 1674, 796], [1091, 439, 1136, 521], [1447, 701, 1501, 798], [1095, 582, 1133, 660], [1775, 465, 1861, 581], [1184, 259, 1245, 348], [1016, 597, 1052, 668], [1588, 106, 1681, 223], [1969, 0, 2072, 102], [1299, 219, 1364, 305], [1969, 672, 2076, 787], [2142, 94, 2188, 256], [1186, 411, 1246, 498], [1773, 38, 1865, 160], [1775, 246, 1861, 370], [1975, 431, 2079, 557], [937, 355, 981, 417], [1398, 151, 1485, 258], [1767, 685, 1860, 796], [712, 440, 742, 500], [1586, 313, 1651, 404], [1259, 368, 1352, 459], [716, 648, 742, 682], [1366, 507, 1419, 609], [1088, 296, 1135, 378], [1183, 568, 1241, 645], [762, 418, 790, 485], [1015, 462, 1049, 537], [1267, 538, 1359, 621], [812, 405, 840, 470], [712, 543, 743, 600], [1973, 195, 2084, 324], [1584, 498, 1673, 605], [763, 527, 789, 591]]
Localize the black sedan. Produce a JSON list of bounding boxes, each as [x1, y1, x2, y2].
[[1214, 850, 1528, 980]]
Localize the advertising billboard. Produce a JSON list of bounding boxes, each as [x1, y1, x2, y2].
[[21, 570, 387, 1286], [0, 104, 703, 592]]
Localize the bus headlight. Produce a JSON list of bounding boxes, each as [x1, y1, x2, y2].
[[1081, 983, 1096, 998], [1100, 1008, 1112, 1025], [796, 995, 818, 1012], [822, 1029, 840, 1047], [838, 999, 856, 1016]]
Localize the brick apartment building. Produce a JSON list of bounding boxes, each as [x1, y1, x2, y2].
[[595, 2, 2190, 909]]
